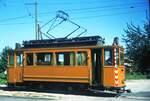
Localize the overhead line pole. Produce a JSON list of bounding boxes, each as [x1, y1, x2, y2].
[[35, 0, 38, 40]]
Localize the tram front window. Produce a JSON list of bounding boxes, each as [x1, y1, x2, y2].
[[116, 48, 119, 65], [120, 52, 124, 66], [104, 49, 113, 65]]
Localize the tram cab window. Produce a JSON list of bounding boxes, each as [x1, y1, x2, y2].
[[36, 53, 53, 65], [17, 53, 23, 66], [56, 52, 75, 66], [104, 49, 113, 65], [77, 52, 88, 66], [116, 48, 119, 65], [9, 53, 14, 66], [120, 52, 124, 66], [26, 53, 33, 66]]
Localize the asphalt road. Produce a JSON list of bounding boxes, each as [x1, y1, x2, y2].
[[0, 96, 52, 101], [0, 80, 150, 101]]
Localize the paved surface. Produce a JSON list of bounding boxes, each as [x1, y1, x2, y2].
[[120, 80, 150, 101], [0, 80, 150, 101]]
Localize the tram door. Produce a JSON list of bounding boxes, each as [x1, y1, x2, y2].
[[15, 52, 23, 82], [8, 52, 23, 83], [91, 49, 102, 86]]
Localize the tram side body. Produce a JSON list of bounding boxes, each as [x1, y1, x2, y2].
[[7, 46, 125, 92]]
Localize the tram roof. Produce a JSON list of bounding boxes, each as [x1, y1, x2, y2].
[[22, 36, 103, 48], [14, 35, 124, 51]]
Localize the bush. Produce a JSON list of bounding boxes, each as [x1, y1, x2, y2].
[[0, 79, 7, 84], [0, 73, 7, 84], [0, 73, 7, 80]]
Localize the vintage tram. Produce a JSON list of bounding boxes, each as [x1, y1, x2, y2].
[[7, 36, 126, 92]]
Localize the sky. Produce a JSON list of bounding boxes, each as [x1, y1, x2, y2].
[[0, 0, 149, 51]]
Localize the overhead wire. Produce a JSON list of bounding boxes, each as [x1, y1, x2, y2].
[[22, 0, 34, 18], [0, 9, 145, 26], [66, 2, 146, 11], [0, 1, 147, 24], [41, 5, 144, 17], [0, 22, 35, 25], [71, 10, 145, 20], [0, 15, 28, 23], [39, 1, 147, 15], [7, 0, 120, 6]]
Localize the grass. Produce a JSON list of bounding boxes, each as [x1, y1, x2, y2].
[[126, 72, 148, 80]]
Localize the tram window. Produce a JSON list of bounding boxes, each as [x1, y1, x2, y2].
[[77, 52, 88, 66], [26, 53, 33, 66], [56, 52, 75, 66], [104, 49, 113, 65], [9, 54, 14, 66], [17, 53, 23, 66], [36, 53, 53, 65], [120, 52, 124, 65], [93, 53, 97, 67], [116, 48, 119, 65]]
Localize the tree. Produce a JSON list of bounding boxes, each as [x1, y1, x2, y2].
[[123, 20, 150, 73], [0, 47, 11, 73]]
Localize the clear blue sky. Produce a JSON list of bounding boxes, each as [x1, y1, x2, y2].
[[0, 0, 149, 50]]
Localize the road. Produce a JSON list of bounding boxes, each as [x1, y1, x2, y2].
[[0, 80, 150, 101]]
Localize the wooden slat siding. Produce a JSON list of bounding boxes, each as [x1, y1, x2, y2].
[[23, 67, 90, 83]]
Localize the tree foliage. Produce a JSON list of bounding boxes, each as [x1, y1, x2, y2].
[[0, 47, 11, 73], [123, 20, 150, 73]]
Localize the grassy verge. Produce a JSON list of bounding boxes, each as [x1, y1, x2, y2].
[[126, 72, 148, 80]]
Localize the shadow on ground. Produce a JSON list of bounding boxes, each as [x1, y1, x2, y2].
[[0, 86, 118, 97]]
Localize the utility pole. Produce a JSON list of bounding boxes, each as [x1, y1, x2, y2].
[[35, 0, 38, 40], [25, 0, 39, 40]]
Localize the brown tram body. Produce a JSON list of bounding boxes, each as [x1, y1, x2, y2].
[[7, 36, 126, 92]]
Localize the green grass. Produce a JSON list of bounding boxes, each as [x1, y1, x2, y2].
[[126, 72, 148, 80]]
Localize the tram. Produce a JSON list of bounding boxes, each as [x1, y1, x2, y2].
[[7, 36, 126, 92]]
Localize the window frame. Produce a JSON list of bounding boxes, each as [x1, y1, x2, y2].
[[16, 52, 23, 67], [120, 51, 124, 66], [104, 48, 113, 66], [55, 52, 75, 66], [76, 51, 88, 66], [23, 49, 90, 67], [8, 53, 14, 67], [25, 53, 34, 66], [116, 48, 119, 65], [36, 52, 54, 66]]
